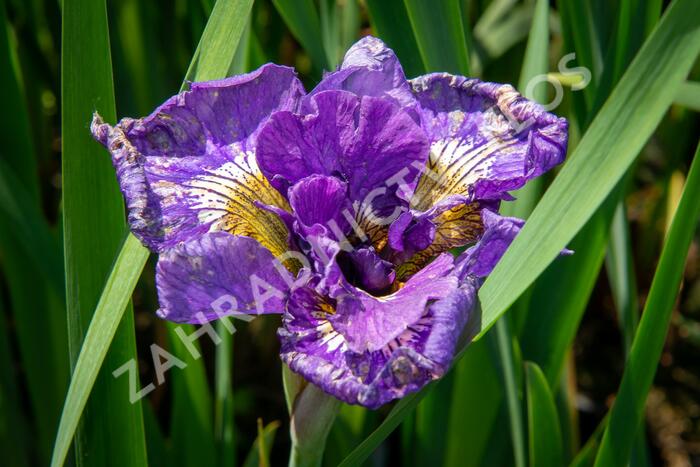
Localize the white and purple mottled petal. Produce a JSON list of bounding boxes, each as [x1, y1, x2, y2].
[[409, 74, 568, 209], [91, 64, 305, 256], [278, 253, 474, 408], [156, 232, 290, 323], [331, 254, 457, 353]]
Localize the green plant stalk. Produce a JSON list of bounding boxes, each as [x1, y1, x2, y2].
[[284, 366, 341, 467], [594, 140, 700, 465]]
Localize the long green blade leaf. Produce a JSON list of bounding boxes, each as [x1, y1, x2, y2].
[[365, 0, 424, 77], [185, 0, 255, 83], [168, 323, 217, 467], [61, 0, 147, 464], [52, 1, 254, 464], [525, 362, 563, 467], [444, 340, 503, 467], [403, 0, 470, 74], [271, 0, 330, 72], [594, 140, 700, 466], [477, 0, 700, 339], [51, 234, 150, 467], [493, 321, 525, 467]]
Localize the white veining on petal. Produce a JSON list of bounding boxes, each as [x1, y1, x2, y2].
[[156, 150, 291, 257]]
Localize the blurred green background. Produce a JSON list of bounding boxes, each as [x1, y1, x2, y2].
[[1, 0, 700, 466]]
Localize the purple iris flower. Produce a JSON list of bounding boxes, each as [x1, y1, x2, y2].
[[91, 36, 567, 409]]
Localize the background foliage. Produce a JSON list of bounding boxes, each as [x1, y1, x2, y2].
[[1, 0, 699, 465]]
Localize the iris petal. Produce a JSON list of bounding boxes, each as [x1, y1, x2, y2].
[[279, 253, 471, 408], [156, 232, 290, 323], [91, 64, 304, 256], [409, 74, 568, 210], [304, 36, 416, 111]]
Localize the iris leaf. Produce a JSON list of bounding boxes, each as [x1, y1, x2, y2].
[[444, 340, 503, 466], [477, 0, 700, 340], [520, 193, 614, 385], [50, 234, 150, 467], [365, 0, 425, 77], [492, 3, 550, 463], [414, 371, 456, 466], [167, 322, 217, 467], [493, 321, 525, 467], [185, 0, 254, 83], [143, 402, 170, 467], [594, 140, 700, 466], [51, 1, 254, 465], [403, 0, 470, 75], [271, 0, 330, 72], [471, 3, 534, 76], [605, 202, 639, 355], [61, 0, 147, 464], [525, 362, 563, 467]]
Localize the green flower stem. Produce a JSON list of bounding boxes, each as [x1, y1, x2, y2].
[[283, 365, 341, 467]]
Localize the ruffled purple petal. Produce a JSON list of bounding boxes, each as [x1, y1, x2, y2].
[[455, 209, 524, 279], [409, 73, 568, 208], [256, 90, 429, 216], [387, 211, 436, 254], [156, 232, 290, 323], [91, 64, 304, 254], [279, 252, 473, 408], [288, 174, 352, 239], [422, 279, 477, 368], [331, 253, 457, 353], [304, 36, 416, 112]]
